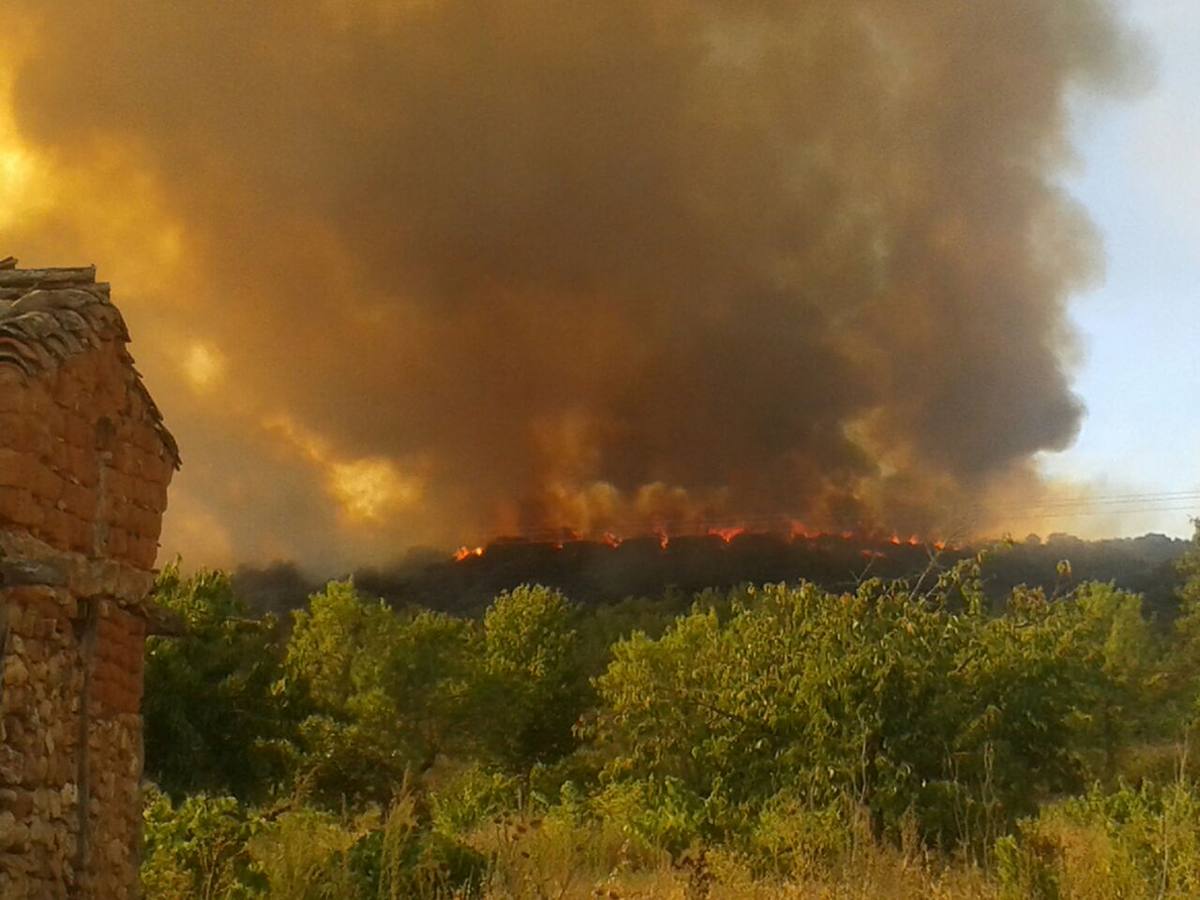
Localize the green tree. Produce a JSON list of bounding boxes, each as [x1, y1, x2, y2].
[[286, 580, 409, 806], [590, 576, 1118, 848], [1177, 521, 1200, 613], [1169, 521, 1200, 732], [144, 565, 297, 801], [379, 609, 479, 771], [286, 581, 479, 804], [285, 579, 402, 712], [477, 584, 585, 773], [1068, 581, 1157, 778]]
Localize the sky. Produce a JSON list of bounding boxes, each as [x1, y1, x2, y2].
[[0, 1, 1195, 568], [1046, 0, 1200, 537]]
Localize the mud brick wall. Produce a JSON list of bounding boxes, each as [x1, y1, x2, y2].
[[0, 346, 174, 569], [0, 263, 178, 899]]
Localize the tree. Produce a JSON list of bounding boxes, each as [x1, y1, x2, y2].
[[1068, 581, 1157, 778], [379, 609, 479, 771], [140, 788, 267, 900], [1169, 521, 1200, 732], [144, 564, 296, 801], [286, 581, 480, 804], [286, 580, 410, 806], [286, 579, 403, 712], [477, 585, 585, 773], [590, 576, 1118, 847]]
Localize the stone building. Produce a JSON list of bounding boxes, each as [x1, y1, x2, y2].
[[0, 259, 178, 898]]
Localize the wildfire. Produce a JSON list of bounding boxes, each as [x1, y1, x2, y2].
[[707, 526, 746, 544], [449, 525, 959, 562], [789, 521, 819, 540]]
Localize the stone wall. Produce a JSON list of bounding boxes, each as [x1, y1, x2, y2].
[[0, 262, 177, 898]]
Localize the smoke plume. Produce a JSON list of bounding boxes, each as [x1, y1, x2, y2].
[[0, 0, 1142, 567]]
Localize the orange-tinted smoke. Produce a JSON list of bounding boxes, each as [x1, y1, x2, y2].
[[0, 0, 1144, 567]]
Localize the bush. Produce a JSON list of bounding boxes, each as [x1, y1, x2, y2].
[[478, 585, 586, 771], [429, 763, 524, 837], [247, 807, 379, 900], [378, 794, 488, 899], [1000, 780, 1200, 899], [140, 788, 266, 899], [743, 798, 855, 881], [139, 562, 1200, 897], [589, 777, 711, 854]]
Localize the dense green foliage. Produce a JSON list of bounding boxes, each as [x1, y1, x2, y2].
[[140, 527, 1200, 898], [592, 576, 1138, 849], [145, 566, 296, 801]]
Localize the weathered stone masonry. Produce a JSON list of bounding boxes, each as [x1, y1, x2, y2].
[[0, 259, 178, 898]]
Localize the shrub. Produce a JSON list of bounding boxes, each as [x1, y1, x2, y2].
[[1000, 780, 1200, 899], [378, 793, 488, 899], [140, 788, 266, 900], [590, 776, 710, 854], [743, 798, 854, 881], [429, 763, 524, 837]]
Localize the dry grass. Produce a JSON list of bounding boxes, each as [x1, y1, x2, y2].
[[466, 810, 997, 900]]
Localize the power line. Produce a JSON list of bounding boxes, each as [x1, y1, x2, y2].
[[981, 490, 1200, 514]]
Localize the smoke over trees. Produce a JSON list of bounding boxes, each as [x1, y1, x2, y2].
[[1, 0, 1145, 565]]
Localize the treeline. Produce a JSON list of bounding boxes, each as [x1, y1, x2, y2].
[[232, 531, 1188, 621], [141, 529, 1200, 898]]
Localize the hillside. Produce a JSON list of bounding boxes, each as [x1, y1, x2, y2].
[[233, 532, 1190, 621]]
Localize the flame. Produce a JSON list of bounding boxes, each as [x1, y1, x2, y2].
[[708, 526, 746, 544], [450, 525, 961, 561], [789, 521, 819, 540]]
